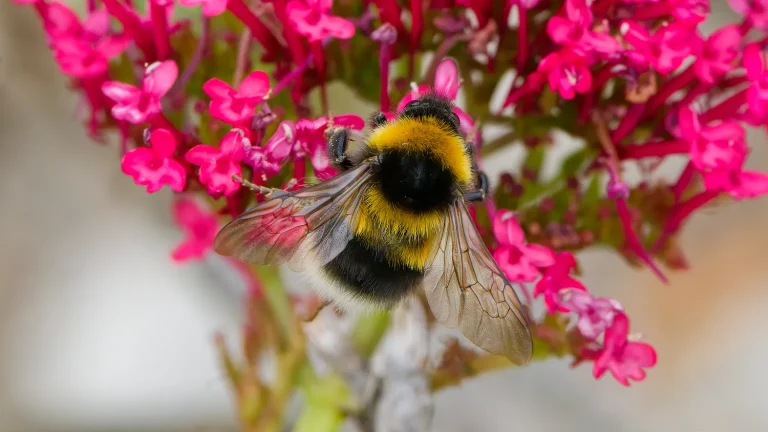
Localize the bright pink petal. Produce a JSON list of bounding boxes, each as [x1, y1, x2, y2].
[[202, 0, 229, 17], [744, 43, 764, 81], [102, 81, 140, 102], [143, 60, 178, 97], [265, 121, 296, 161], [45, 2, 82, 39], [454, 108, 475, 133], [185, 145, 221, 165], [677, 106, 700, 140], [434, 58, 460, 99], [239, 70, 271, 98], [493, 210, 525, 246], [83, 9, 110, 38], [319, 15, 356, 40], [729, 170, 768, 199], [519, 243, 555, 267], [163, 160, 188, 192], [332, 114, 366, 130], [219, 130, 247, 161], [149, 128, 177, 158], [96, 35, 130, 59]]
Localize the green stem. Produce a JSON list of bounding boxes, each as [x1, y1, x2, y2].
[[258, 268, 296, 345], [352, 310, 391, 358]]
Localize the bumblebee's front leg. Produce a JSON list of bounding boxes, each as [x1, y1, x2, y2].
[[463, 142, 489, 203], [326, 126, 354, 171]]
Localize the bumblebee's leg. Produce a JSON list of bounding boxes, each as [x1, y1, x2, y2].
[[232, 175, 290, 198], [326, 126, 354, 171]]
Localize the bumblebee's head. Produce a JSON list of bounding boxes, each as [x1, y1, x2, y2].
[[366, 94, 473, 213]]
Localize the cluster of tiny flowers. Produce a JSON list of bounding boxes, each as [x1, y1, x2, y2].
[[16, 0, 768, 388]]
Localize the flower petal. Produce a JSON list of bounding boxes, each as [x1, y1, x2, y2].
[[434, 58, 460, 99], [185, 144, 221, 165], [101, 81, 140, 102], [144, 60, 178, 97], [149, 128, 177, 158], [239, 70, 271, 98]]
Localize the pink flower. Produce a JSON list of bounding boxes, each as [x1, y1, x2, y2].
[[178, 0, 228, 17], [621, 19, 701, 75], [295, 115, 365, 178], [533, 251, 586, 314], [669, 0, 710, 20], [102, 60, 178, 124], [744, 43, 768, 121], [593, 313, 657, 387], [171, 198, 218, 262], [678, 107, 747, 176], [185, 129, 247, 198], [546, 0, 620, 55], [538, 48, 592, 100], [693, 25, 741, 85], [203, 71, 271, 125], [44, 3, 109, 42], [560, 290, 623, 340], [704, 170, 768, 200], [121, 128, 187, 193], [286, 0, 355, 42], [729, 0, 768, 29], [245, 120, 295, 178], [492, 210, 555, 283], [395, 58, 474, 133], [53, 35, 129, 78]]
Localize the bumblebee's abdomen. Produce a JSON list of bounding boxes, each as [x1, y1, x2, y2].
[[321, 236, 423, 307]]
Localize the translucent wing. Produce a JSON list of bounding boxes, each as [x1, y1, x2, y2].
[[214, 163, 372, 272], [423, 200, 533, 365]]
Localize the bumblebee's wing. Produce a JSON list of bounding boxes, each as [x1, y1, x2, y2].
[[214, 163, 372, 272], [423, 200, 533, 365]]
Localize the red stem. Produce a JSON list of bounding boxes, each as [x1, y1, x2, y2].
[[611, 103, 645, 144], [579, 62, 621, 122], [516, 6, 528, 72], [619, 140, 689, 160], [672, 162, 695, 201], [646, 65, 696, 113], [272, 1, 307, 64], [629, 2, 670, 20], [379, 42, 391, 112], [409, 0, 423, 80], [652, 190, 719, 252], [615, 198, 668, 283], [150, 2, 171, 60], [102, 0, 155, 59], [151, 113, 184, 141], [700, 89, 747, 123], [226, 0, 280, 58]]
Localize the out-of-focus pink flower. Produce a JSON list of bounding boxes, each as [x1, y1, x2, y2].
[[508, 0, 540, 7], [102, 60, 178, 124], [621, 19, 701, 75], [122, 129, 187, 193], [185, 129, 247, 198], [178, 0, 228, 17], [295, 115, 365, 178], [678, 107, 747, 176], [704, 170, 768, 200], [744, 43, 768, 121], [729, 0, 768, 29], [693, 25, 741, 84], [286, 0, 355, 42], [492, 210, 555, 283], [546, 0, 620, 55], [244, 120, 295, 178], [395, 58, 474, 132], [203, 71, 271, 125], [593, 313, 657, 387], [171, 198, 218, 262], [53, 35, 129, 78], [669, 0, 710, 20], [538, 48, 592, 100], [44, 3, 109, 42], [533, 251, 586, 314], [560, 289, 623, 340]]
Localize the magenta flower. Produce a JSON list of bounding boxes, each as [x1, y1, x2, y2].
[[693, 25, 741, 85], [44, 3, 109, 42], [560, 290, 623, 340], [492, 210, 555, 283], [102, 60, 178, 124], [171, 198, 219, 262], [593, 313, 657, 387], [286, 0, 355, 42], [295, 115, 365, 178], [395, 58, 474, 133], [245, 120, 295, 178], [538, 48, 592, 100], [729, 0, 768, 29], [185, 129, 247, 198], [121, 129, 187, 193], [533, 251, 586, 314], [203, 71, 271, 125], [704, 170, 768, 200], [178, 0, 228, 17], [669, 0, 710, 20], [678, 107, 747, 176], [53, 35, 129, 78], [621, 19, 700, 75], [744, 43, 768, 122], [546, 0, 619, 55]]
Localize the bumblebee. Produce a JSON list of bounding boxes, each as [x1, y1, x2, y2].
[[214, 94, 532, 365]]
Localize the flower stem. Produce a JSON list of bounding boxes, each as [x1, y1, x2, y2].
[[424, 33, 472, 84], [226, 0, 280, 58], [646, 65, 696, 113], [700, 89, 747, 123], [150, 2, 171, 60], [378, 42, 392, 112], [409, 0, 423, 79], [516, 5, 529, 72], [233, 28, 252, 88], [611, 103, 645, 144], [171, 15, 209, 102], [619, 140, 689, 160], [630, 2, 669, 20], [652, 190, 719, 252], [102, 0, 155, 60], [672, 162, 695, 201]]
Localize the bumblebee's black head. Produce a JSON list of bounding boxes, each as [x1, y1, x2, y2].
[[366, 94, 473, 214]]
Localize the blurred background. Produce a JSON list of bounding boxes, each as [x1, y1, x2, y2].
[[2, 1, 768, 431]]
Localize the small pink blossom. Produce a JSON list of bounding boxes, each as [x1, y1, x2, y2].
[[593, 312, 657, 387], [538, 48, 593, 100], [44, 3, 109, 42], [395, 58, 474, 132], [669, 0, 710, 20], [178, 0, 228, 17], [693, 25, 741, 85], [621, 19, 701, 75], [678, 107, 747, 176], [102, 60, 178, 124], [560, 290, 623, 340], [185, 129, 247, 198], [729, 0, 768, 29], [245, 120, 296, 178], [744, 43, 768, 121], [492, 210, 555, 283], [203, 71, 271, 125], [703, 170, 768, 200], [122, 129, 186, 193], [171, 198, 218, 262], [286, 0, 356, 42], [546, 0, 620, 55], [53, 35, 129, 78], [533, 251, 586, 314], [295, 115, 365, 178]]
